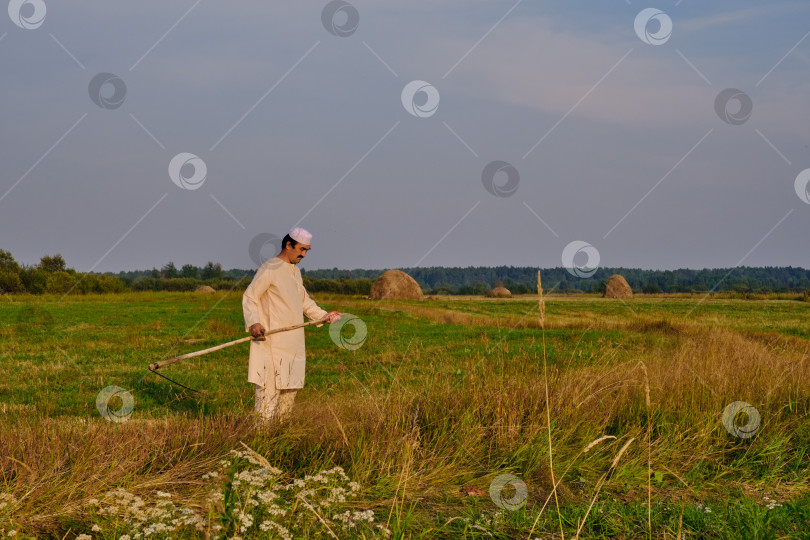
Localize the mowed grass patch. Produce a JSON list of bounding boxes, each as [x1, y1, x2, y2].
[[0, 292, 808, 538]]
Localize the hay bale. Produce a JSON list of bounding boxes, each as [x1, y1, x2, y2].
[[604, 275, 633, 298], [195, 285, 216, 294], [488, 286, 512, 298], [369, 270, 424, 300]]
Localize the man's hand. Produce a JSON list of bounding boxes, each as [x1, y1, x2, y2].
[[325, 311, 341, 324], [249, 323, 266, 338]]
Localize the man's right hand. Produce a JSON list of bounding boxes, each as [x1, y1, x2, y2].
[[249, 323, 266, 338]]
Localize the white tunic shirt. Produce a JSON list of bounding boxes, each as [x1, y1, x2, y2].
[[242, 257, 328, 389]]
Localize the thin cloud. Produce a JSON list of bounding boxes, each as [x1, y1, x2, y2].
[[678, 4, 798, 33]]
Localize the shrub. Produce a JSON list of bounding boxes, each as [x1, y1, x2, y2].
[[96, 274, 127, 293], [46, 271, 78, 294], [642, 283, 662, 294], [75, 274, 100, 294], [0, 270, 24, 294], [431, 285, 454, 295], [162, 278, 199, 292], [39, 254, 67, 273], [0, 250, 20, 273], [201, 278, 238, 291], [354, 278, 373, 295], [18, 267, 48, 294], [132, 277, 162, 291]]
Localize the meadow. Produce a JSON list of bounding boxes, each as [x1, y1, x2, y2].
[[0, 291, 808, 539]]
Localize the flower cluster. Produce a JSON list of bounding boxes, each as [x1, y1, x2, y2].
[[60, 446, 389, 539], [459, 510, 506, 533], [210, 448, 390, 538], [0, 493, 18, 513], [86, 487, 205, 537], [333, 509, 374, 529], [762, 495, 783, 510]]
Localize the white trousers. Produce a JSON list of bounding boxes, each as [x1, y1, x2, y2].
[[254, 378, 297, 421]]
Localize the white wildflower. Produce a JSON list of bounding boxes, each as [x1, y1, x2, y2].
[[333, 509, 375, 529], [7, 531, 16, 538], [234, 467, 276, 488], [264, 504, 286, 517], [207, 490, 224, 502], [91, 524, 101, 532], [259, 521, 292, 540], [234, 510, 253, 532], [763, 495, 783, 510], [76, 535, 92, 540], [257, 490, 278, 505]]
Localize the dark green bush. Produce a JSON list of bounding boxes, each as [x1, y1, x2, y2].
[[0, 270, 24, 293], [132, 277, 162, 291], [46, 271, 77, 294], [18, 267, 47, 294]]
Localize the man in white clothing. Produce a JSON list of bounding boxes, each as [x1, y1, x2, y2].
[[242, 227, 341, 421]]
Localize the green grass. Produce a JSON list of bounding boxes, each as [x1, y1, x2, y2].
[[0, 291, 808, 538]]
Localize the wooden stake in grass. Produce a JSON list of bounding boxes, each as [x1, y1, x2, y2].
[[538, 270, 546, 329], [637, 360, 652, 540], [539, 298, 563, 538], [536, 270, 562, 537]]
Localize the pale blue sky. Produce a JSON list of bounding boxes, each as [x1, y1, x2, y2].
[[1, 1, 809, 272]]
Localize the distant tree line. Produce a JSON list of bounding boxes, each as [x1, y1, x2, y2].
[[0, 251, 249, 295], [2, 250, 809, 296], [0, 251, 127, 295], [120, 261, 251, 292], [302, 265, 810, 295]]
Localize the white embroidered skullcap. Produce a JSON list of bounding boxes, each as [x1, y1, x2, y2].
[[289, 227, 313, 245]]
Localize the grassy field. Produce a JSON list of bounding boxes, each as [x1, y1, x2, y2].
[[0, 291, 808, 539]]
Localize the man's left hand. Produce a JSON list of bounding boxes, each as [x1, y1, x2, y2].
[[325, 311, 342, 324]]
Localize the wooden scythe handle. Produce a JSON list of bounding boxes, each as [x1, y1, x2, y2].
[[148, 317, 329, 371]]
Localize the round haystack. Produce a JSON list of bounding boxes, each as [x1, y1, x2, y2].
[[604, 275, 633, 298], [488, 286, 512, 298], [369, 270, 424, 300], [195, 285, 216, 294]]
